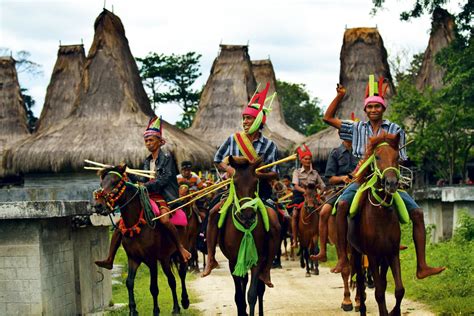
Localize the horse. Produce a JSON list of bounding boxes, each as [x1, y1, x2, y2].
[[218, 156, 275, 316], [348, 133, 405, 316], [297, 183, 321, 277], [92, 164, 189, 315], [272, 181, 290, 269], [178, 184, 202, 272]]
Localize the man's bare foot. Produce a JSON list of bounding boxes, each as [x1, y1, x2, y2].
[[330, 259, 348, 274], [310, 252, 327, 262], [201, 258, 218, 277], [180, 247, 192, 263], [416, 265, 446, 279], [95, 259, 113, 270], [291, 241, 298, 248], [259, 271, 274, 288]]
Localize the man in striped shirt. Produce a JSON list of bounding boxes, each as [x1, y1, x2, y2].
[[201, 83, 281, 287], [324, 83, 444, 279]]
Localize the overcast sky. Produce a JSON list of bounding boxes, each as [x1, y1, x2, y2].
[[0, 0, 462, 123]]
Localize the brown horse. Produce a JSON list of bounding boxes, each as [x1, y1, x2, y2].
[[297, 183, 320, 277], [93, 165, 189, 315], [348, 133, 405, 316], [218, 156, 275, 316], [178, 184, 202, 272]]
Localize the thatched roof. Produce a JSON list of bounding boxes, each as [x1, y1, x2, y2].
[[251, 59, 305, 152], [3, 9, 214, 174], [0, 57, 29, 150], [306, 27, 394, 161], [415, 8, 455, 91], [36, 45, 85, 132], [186, 44, 256, 148]]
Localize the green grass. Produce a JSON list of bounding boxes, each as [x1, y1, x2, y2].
[[321, 212, 474, 315], [107, 246, 201, 315]]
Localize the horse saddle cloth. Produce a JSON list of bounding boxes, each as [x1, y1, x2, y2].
[[149, 198, 188, 227]]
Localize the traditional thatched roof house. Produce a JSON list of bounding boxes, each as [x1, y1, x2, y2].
[[306, 27, 394, 161], [4, 9, 214, 174], [415, 8, 455, 91], [251, 59, 305, 151], [186, 45, 256, 148], [36, 45, 86, 132], [0, 57, 29, 150]]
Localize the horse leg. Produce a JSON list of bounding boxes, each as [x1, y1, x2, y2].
[[257, 279, 266, 315], [340, 261, 353, 311], [126, 258, 140, 316], [312, 237, 319, 275], [161, 259, 180, 314], [232, 274, 247, 316], [353, 250, 366, 315], [148, 262, 160, 316], [247, 269, 260, 316], [178, 259, 190, 309], [304, 248, 311, 277], [372, 257, 389, 316], [389, 254, 404, 316]]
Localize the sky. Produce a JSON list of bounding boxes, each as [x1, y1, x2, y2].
[[0, 0, 462, 123]]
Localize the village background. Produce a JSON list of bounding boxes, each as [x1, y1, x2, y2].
[[0, 0, 473, 315]]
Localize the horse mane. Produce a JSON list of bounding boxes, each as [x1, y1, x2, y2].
[[98, 163, 127, 179], [355, 132, 400, 183], [229, 156, 263, 169]]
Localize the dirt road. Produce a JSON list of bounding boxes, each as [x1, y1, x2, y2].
[[189, 250, 433, 315]]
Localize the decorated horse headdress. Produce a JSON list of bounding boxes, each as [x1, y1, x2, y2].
[[242, 82, 277, 134], [143, 116, 163, 138], [364, 74, 389, 108], [296, 144, 312, 160]]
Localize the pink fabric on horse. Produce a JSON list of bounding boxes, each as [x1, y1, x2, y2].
[[149, 198, 187, 226]]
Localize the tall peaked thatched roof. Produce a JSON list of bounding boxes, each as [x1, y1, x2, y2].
[[0, 57, 29, 150], [415, 8, 455, 91], [4, 9, 214, 174], [186, 44, 256, 148], [36, 45, 86, 132], [306, 27, 394, 161], [251, 59, 305, 152]]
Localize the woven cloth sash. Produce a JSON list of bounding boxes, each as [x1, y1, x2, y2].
[[233, 132, 258, 162]]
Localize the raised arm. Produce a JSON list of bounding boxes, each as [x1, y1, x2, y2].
[[323, 84, 346, 129]]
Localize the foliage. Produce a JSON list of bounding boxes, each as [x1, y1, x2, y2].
[[371, 0, 473, 37], [21, 88, 37, 132], [276, 79, 324, 136], [108, 244, 200, 315], [453, 210, 474, 242], [136, 52, 202, 129]]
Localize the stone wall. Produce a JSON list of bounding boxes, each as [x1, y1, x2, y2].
[[0, 201, 111, 315]]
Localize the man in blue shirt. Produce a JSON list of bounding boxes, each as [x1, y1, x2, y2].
[[323, 81, 444, 279]]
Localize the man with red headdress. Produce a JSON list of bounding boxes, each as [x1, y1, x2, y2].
[[95, 116, 191, 270], [290, 144, 326, 248], [323, 76, 445, 279], [201, 83, 281, 288]]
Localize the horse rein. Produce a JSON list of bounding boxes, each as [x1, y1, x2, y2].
[[94, 171, 139, 213]]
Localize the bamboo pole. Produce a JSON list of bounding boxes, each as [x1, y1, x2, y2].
[[153, 181, 230, 221], [255, 154, 297, 172], [168, 179, 231, 204], [277, 192, 293, 203], [84, 160, 155, 179]]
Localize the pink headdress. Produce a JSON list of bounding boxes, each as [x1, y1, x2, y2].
[[364, 74, 389, 108]]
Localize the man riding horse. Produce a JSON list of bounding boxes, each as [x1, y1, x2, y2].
[[95, 116, 191, 269], [290, 144, 325, 248], [323, 76, 445, 279], [177, 160, 206, 192], [201, 82, 281, 288]]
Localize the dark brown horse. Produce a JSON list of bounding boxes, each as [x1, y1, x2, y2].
[[178, 184, 202, 272], [297, 183, 320, 277], [348, 133, 405, 316], [218, 156, 274, 316], [93, 165, 189, 315]]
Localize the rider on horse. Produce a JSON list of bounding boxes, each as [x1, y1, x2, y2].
[[311, 135, 357, 262], [201, 82, 281, 288], [323, 77, 445, 279], [177, 160, 206, 192], [290, 144, 325, 248], [95, 116, 191, 269]]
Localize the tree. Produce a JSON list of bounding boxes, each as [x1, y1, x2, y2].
[[136, 52, 202, 129], [276, 80, 324, 136]]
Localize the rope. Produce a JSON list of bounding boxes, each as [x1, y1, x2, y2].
[[137, 185, 156, 229]]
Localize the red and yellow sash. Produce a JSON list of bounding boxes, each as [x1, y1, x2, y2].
[[233, 132, 258, 162]]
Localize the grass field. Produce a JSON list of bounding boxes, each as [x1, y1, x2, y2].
[[107, 246, 201, 315], [321, 212, 474, 315]]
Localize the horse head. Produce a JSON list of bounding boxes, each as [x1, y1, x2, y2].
[[303, 182, 318, 208], [92, 163, 128, 214], [361, 133, 401, 195], [228, 155, 262, 228]]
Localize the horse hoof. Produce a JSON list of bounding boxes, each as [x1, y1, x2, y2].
[[313, 268, 319, 275], [355, 305, 360, 312], [305, 272, 311, 277], [181, 297, 190, 309], [172, 308, 181, 315], [341, 303, 353, 312]]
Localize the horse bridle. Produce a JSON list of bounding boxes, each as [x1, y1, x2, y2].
[[94, 171, 139, 213]]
